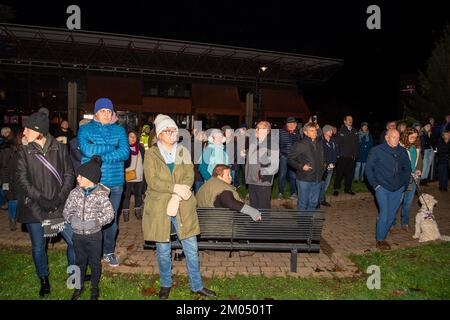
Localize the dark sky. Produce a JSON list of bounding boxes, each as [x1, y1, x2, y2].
[[2, 0, 449, 123]]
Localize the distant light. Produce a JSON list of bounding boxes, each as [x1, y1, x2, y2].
[[260, 66, 268, 72]]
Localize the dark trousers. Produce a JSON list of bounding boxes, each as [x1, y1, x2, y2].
[[248, 184, 272, 209], [73, 231, 102, 289], [334, 157, 356, 192], [123, 181, 145, 209], [439, 162, 449, 189]]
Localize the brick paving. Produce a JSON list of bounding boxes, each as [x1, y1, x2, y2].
[[1, 182, 448, 279]]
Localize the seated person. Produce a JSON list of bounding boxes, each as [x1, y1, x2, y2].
[[196, 164, 261, 221]]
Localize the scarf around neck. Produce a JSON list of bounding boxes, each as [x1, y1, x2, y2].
[[130, 143, 139, 156], [157, 141, 178, 164]]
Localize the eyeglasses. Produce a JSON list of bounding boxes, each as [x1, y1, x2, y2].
[[162, 130, 178, 136]]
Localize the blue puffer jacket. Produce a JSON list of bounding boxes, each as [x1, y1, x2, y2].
[[365, 141, 411, 192], [78, 120, 129, 187]]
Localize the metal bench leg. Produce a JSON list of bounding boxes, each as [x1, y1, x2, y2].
[[290, 249, 298, 273]]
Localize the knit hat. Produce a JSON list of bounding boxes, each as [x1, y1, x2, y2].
[[361, 122, 369, 128], [94, 98, 114, 114], [78, 156, 102, 184], [208, 128, 226, 143], [23, 109, 50, 135], [286, 117, 297, 124], [322, 125, 334, 133], [221, 125, 232, 132], [154, 114, 178, 137]]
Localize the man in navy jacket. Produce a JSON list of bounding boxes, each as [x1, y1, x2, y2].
[[365, 129, 411, 250]]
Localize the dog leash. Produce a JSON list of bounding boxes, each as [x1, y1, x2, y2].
[[411, 173, 431, 212]]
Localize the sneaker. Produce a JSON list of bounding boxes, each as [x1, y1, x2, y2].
[[103, 253, 119, 267], [290, 193, 297, 200], [345, 190, 356, 196], [321, 201, 331, 207], [277, 193, 283, 200]]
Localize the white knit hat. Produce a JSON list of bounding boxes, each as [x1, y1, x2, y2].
[[208, 128, 226, 143], [154, 114, 178, 137]]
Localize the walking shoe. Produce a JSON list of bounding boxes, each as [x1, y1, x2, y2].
[[277, 193, 283, 200], [135, 207, 143, 220], [376, 240, 391, 250], [103, 253, 119, 267], [290, 193, 298, 200], [174, 251, 185, 261], [84, 274, 91, 282], [192, 287, 216, 297], [401, 225, 409, 232], [333, 190, 339, 197], [321, 201, 331, 207], [159, 287, 171, 299], [39, 276, 51, 297], [71, 287, 84, 300], [122, 209, 130, 222], [90, 287, 99, 300], [345, 190, 356, 195], [8, 218, 16, 231]]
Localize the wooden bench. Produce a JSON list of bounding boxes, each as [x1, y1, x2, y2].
[[144, 208, 326, 272]]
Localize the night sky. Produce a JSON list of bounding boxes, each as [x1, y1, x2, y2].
[[2, 0, 449, 126]]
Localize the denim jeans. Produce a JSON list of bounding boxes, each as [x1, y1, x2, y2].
[[319, 168, 334, 203], [156, 216, 203, 292], [392, 183, 416, 227], [421, 149, 434, 181], [8, 200, 17, 220], [375, 186, 404, 241], [279, 155, 297, 195], [296, 180, 322, 210], [354, 162, 366, 181], [26, 222, 75, 278], [103, 185, 123, 255]]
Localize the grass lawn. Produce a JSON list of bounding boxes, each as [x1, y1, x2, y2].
[[236, 172, 370, 200], [1, 242, 449, 300]]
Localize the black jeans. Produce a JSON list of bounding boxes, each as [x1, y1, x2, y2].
[[248, 184, 272, 209], [334, 157, 356, 192], [123, 181, 145, 209], [73, 231, 102, 289]]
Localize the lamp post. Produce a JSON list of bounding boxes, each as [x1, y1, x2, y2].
[[254, 65, 268, 123]]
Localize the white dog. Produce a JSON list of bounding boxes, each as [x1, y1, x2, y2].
[[413, 193, 450, 242]]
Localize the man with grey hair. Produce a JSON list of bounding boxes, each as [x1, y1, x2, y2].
[[288, 123, 325, 210]]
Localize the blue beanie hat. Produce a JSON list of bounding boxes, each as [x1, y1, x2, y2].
[[94, 98, 114, 114]]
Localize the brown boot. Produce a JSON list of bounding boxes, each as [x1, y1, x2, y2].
[[376, 240, 391, 250], [122, 209, 130, 222], [135, 207, 143, 220]]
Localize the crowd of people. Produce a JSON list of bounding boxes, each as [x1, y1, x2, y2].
[[0, 97, 449, 299]]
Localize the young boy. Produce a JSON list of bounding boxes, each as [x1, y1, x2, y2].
[[63, 156, 114, 300]]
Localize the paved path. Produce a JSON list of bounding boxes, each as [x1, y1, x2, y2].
[[1, 182, 448, 278]]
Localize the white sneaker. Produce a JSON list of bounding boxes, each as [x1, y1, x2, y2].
[[277, 193, 283, 200]]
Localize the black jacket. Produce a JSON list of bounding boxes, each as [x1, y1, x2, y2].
[[0, 145, 19, 200], [16, 135, 75, 224], [437, 138, 450, 164], [288, 136, 325, 183], [336, 125, 359, 159]]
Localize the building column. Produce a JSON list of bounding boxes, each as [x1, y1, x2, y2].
[[67, 81, 78, 134]]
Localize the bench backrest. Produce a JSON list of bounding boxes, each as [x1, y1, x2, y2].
[[197, 208, 325, 244]]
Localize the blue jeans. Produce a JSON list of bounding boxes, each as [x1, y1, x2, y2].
[[103, 185, 123, 255], [296, 180, 322, 210], [393, 183, 416, 227], [8, 200, 17, 220], [354, 162, 366, 181], [421, 149, 434, 181], [279, 155, 297, 195], [375, 186, 404, 241], [26, 222, 75, 278], [319, 168, 334, 203], [156, 216, 203, 292]]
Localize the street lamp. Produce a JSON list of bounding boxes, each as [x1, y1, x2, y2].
[[255, 65, 268, 122]]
